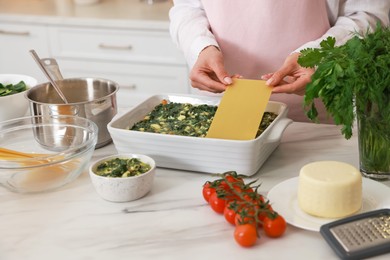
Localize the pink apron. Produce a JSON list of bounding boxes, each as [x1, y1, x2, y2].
[[201, 0, 332, 123]]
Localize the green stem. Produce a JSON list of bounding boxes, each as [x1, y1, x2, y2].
[[357, 105, 390, 178]]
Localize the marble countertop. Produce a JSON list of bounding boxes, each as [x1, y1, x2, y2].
[[1, 121, 389, 260], [0, 0, 173, 29]]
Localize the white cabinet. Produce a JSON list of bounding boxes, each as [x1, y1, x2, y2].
[[55, 59, 189, 107], [48, 26, 186, 65], [48, 26, 190, 108], [0, 22, 50, 83], [0, 21, 190, 108]]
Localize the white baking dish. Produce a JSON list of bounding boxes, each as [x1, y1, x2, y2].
[[108, 94, 292, 176]]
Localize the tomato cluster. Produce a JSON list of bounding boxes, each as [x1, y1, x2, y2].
[[202, 171, 287, 247]]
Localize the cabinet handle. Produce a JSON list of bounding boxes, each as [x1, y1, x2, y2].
[[98, 43, 133, 50], [0, 29, 30, 36], [121, 84, 137, 90]]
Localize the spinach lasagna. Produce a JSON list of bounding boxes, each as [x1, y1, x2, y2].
[[130, 100, 277, 138]]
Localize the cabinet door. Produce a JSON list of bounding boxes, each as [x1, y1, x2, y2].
[[48, 26, 186, 65], [55, 59, 190, 108], [0, 23, 49, 82], [48, 25, 190, 108]]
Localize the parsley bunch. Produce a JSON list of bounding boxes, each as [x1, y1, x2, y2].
[[298, 24, 390, 139]]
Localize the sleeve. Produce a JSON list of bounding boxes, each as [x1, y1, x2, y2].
[[294, 0, 390, 52], [169, 0, 219, 68]]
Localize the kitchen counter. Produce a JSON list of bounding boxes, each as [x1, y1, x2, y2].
[[1, 121, 389, 260], [0, 0, 172, 29]]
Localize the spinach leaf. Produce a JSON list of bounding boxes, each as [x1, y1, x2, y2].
[[0, 81, 28, 97]]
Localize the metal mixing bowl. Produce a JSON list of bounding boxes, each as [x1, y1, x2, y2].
[[0, 115, 98, 193], [25, 77, 118, 148]]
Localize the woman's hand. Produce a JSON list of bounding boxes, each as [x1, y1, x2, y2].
[[189, 46, 233, 93], [261, 52, 314, 96]]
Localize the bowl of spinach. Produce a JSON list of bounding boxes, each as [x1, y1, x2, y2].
[[0, 74, 37, 122], [89, 153, 156, 202]]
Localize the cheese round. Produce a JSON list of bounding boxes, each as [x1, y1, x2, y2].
[[298, 161, 362, 218]]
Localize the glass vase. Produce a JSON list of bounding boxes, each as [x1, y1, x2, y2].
[[357, 103, 390, 180]]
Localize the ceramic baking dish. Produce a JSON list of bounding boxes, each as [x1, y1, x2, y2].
[[108, 94, 292, 176]]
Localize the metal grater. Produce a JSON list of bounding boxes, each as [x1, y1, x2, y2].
[[330, 214, 390, 252], [320, 208, 390, 260]]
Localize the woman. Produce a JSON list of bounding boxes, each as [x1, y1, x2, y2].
[[169, 0, 390, 123]]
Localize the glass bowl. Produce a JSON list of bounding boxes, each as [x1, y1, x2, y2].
[[0, 115, 98, 193]]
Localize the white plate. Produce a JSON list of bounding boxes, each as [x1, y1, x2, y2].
[[267, 177, 390, 232]]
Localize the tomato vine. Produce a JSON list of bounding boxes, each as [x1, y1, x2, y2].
[[202, 171, 287, 247]]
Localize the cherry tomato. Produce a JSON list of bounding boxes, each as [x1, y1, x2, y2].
[[257, 203, 274, 225], [225, 189, 240, 202], [215, 181, 238, 202], [232, 185, 252, 199], [225, 175, 244, 185], [209, 192, 226, 214], [243, 194, 257, 204], [224, 206, 236, 225], [263, 214, 287, 238], [258, 194, 265, 203], [221, 174, 244, 193], [224, 201, 239, 225], [202, 182, 215, 203], [257, 212, 266, 226], [218, 180, 230, 192], [234, 224, 258, 247], [234, 208, 257, 227]]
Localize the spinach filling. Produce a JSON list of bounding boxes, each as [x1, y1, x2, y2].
[[130, 100, 277, 138], [96, 158, 151, 178]]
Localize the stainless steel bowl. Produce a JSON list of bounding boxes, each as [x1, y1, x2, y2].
[[25, 77, 118, 148]]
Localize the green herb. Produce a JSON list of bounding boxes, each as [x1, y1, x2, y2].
[[298, 24, 390, 177], [0, 81, 28, 96], [298, 24, 390, 140], [96, 158, 151, 178]]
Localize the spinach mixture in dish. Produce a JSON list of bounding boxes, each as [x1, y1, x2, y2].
[[130, 100, 277, 138], [96, 158, 151, 178]]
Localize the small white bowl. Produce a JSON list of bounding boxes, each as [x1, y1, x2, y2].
[[0, 74, 37, 122], [89, 154, 156, 202]]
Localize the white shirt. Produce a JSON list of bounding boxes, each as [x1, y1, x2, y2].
[[170, 0, 390, 69], [169, 0, 390, 123]]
